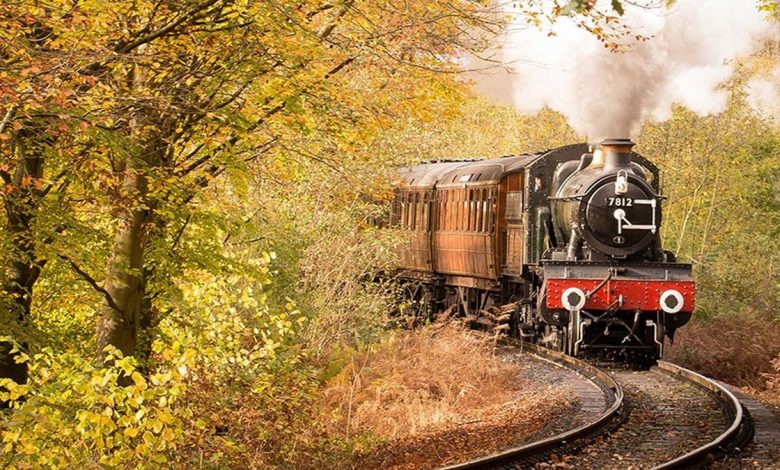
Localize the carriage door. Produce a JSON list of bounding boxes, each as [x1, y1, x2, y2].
[[500, 173, 524, 275]]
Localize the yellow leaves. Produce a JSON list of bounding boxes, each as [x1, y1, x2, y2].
[[0, 343, 199, 468], [131, 371, 147, 390]]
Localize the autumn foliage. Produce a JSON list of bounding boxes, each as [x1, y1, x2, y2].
[[0, 0, 778, 468]]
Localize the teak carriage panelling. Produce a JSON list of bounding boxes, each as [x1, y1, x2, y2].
[[499, 173, 524, 276], [433, 232, 495, 279], [392, 169, 527, 280], [399, 232, 432, 271], [432, 187, 497, 280], [394, 189, 434, 272]]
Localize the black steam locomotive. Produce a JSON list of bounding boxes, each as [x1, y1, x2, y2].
[[391, 139, 694, 364]]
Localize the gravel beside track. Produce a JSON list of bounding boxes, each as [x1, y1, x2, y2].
[[443, 344, 624, 470], [445, 345, 759, 470]]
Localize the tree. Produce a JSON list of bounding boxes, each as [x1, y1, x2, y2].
[[0, 0, 653, 387]]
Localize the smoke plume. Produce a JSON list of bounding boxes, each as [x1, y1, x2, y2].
[[747, 65, 780, 122], [484, 0, 775, 139]]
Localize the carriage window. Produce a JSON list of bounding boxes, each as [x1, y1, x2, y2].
[[416, 193, 424, 230], [475, 199, 483, 232], [505, 191, 523, 221], [448, 190, 455, 230], [461, 190, 466, 231], [441, 191, 448, 230], [422, 196, 430, 231], [402, 193, 408, 229], [456, 190, 462, 230], [405, 195, 412, 230], [479, 190, 488, 232], [469, 191, 476, 231], [488, 193, 496, 232], [411, 193, 417, 229], [442, 190, 450, 230]]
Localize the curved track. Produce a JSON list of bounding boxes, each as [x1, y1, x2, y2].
[[442, 342, 752, 470], [441, 341, 625, 469]]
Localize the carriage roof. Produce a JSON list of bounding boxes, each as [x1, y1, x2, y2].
[[397, 154, 541, 189]]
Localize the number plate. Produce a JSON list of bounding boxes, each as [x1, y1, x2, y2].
[[607, 197, 633, 207]]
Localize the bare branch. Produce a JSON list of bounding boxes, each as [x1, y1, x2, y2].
[[318, 0, 355, 39], [58, 254, 124, 314], [113, 0, 221, 54], [171, 214, 191, 253], [0, 105, 18, 135]]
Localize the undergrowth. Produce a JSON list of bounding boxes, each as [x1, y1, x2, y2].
[[319, 324, 523, 440], [665, 310, 780, 391], [317, 323, 577, 469]]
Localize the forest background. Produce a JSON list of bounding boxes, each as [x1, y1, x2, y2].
[[0, 0, 778, 468]]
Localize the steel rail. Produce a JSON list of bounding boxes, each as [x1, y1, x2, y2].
[[441, 344, 751, 470], [652, 361, 750, 470], [439, 341, 624, 470]]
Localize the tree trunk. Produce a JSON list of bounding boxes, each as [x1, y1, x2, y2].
[[1, 136, 45, 389], [96, 159, 149, 361], [135, 274, 156, 370], [96, 48, 168, 363]]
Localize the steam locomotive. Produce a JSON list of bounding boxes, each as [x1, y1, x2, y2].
[[390, 139, 694, 364]]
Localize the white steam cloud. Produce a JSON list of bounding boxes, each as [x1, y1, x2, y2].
[[483, 0, 775, 139], [747, 65, 780, 122]]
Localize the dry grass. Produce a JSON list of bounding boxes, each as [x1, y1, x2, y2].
[[761, 357, 780, 405], [665, 311, 780, 390], [320, 324, 525, 439], [319, 324, 573, 469]]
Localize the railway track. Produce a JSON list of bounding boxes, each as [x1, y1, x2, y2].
[[442, 341, 753, 470]]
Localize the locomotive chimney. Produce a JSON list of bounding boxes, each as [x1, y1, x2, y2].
[[590, 147, 605, 168], [600, 138, 635, 170]]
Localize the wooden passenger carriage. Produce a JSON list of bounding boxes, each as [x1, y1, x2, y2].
[[391, 144, 592, 316]]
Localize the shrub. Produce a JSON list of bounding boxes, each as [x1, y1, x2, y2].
[[319, 324, 524, 439], [0, 343, 195, 469], [665, 311, 780, 389]]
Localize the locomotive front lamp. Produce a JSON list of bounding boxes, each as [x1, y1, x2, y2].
[[659, 289, 684, 314], [615, 170, 629, 194], [562, 287, 586, 311]]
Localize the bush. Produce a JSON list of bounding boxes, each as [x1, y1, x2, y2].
[[764, 355, 780, 401], [665, 311, 780, 389], [0, 343, 195, 469], [319, 324, 524, 439]]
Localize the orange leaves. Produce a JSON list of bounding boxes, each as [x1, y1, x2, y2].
[[0, 178, 43, 195]]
